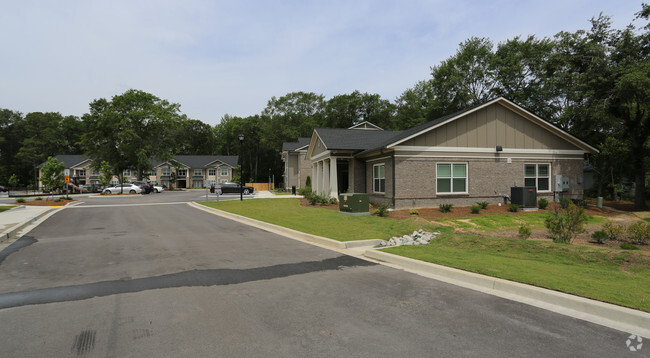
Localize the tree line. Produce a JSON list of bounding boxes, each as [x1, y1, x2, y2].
[[1, 5, 648, 207]]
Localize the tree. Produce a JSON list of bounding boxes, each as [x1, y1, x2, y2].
[[81, 89, 183, 184], [40, 156, 65, 192], [8, 174, 19, 188], [97, 160, 113, 188], [323, 91, 396, 129], [394, 80, 436, 129]]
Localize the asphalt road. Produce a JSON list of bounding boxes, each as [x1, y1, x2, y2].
[[0, 193, 642, 357]]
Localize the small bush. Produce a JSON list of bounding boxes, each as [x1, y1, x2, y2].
[[328, 197, 338, 205], [626, 222, 650, 245], [518, 224, 532, 240], [603, 222, 625, 241], [508, 204, 520, 212], [620, 242, 639, 250], [476, 201, 489, 209], [375, 202, 390, 217], [305, 192, 319, 205], [408, 209, 419, 215], [54, 197, 63, 202], [591, 230, 608, 244], [439, 203, 453, 213], [319, 196, 329, 205], [470, 205, 481, 214], [298, 187, 312, 196], [559, 197, 571, 209], [537, 198, 549, 210], [571, 198, 587, 208], [16, 198, 26, 203], [544, 203, 588, 244], [305, 176, 311, 188], [35, 197, 43, 201]]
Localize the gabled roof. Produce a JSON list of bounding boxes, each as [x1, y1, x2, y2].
[[153, 155, 238, 168], [313, 128, 402, 151], [348, 121, 383, 130], [356, 97, 598, 156], [37, 155, 90, 168], [282, 137, 311, 151]]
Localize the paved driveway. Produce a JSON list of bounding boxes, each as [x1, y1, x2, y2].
[[0, 195, 640, 357]]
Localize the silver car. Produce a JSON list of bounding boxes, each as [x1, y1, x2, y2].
[[152, 185, 164, 193], [102, 184, 143, 194]]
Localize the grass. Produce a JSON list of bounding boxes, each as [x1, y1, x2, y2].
[[384, 233, 650, 312], [198, 198, 436, 241], [435, 213, 604, 231], [0, 206, 14, 212]]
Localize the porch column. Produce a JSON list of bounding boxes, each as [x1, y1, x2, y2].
[[329, 157, 338, 198], [311, 162, 317, 191], [323, 159, 330, 197], [315, 161, 322, 195]]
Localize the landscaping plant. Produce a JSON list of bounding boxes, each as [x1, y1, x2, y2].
[[559, 197, 571, 209], [537, 198, 549, 210], [439, 203, 453, 213], [544, 203, 588, 244], [470, 205, 481, 214], [409, 209, 419, 215], [508, 204, 520, 212], [476, 201, 489, 209], [518, 223, 532, 240], [620, 242, 639, 250], [16, 198, 26, 203], [591, 230, 608, 244], [374, 202, 390, 217], [35, 197, 43, 201], [603, 222, 625, 241], [626, 222, 650, 245]]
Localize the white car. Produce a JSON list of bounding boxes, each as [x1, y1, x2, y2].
[[102, 184, 143, 194], [152, 185, 164, 193]]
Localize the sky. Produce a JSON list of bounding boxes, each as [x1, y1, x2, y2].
[[0, 1, 644, 126]]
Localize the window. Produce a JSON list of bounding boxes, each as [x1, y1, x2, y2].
[[220, 179, 228, 184], [178, 169, 187, 176], [78, 169, 86, 177], [208, 169, 216, 176], [220, 168, 229, 176], [436, 163, 467, 194], [207, 179, 216, 186], [194, 169, 203, 176], [373, 164, 385, 193], [123, 169, 130, 177], [91, 169, 100, 176], [525, 164, 550, 191], [111, 180, 119, 185], [162, 168, 170, 176]]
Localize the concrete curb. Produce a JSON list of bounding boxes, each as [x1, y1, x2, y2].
[[0, 207, 56, 244], [364, 250, 650, 338], [188, 201, 650, 337]]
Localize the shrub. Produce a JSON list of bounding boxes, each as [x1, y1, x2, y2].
[[35, 197, 43, 201], [591, 230, 608, 244], [298, 186, 312, 196], [319, 195, 329, 205], [626, 222, 650, 245], [476, 201, 489, 209], [54, 197, 63, 202], [439, 203, 453, 213], [408, 209, 419, 215], [559, 197, 571, 209], [470, 205, 481, 214], [544, 203, 588, 244], [328, 197, 338, 205], [603, 222, 625, 241], [16, 198, 26, 203], [537, 198, 549, 210], [518, 223, 532, 240], [508, 204, 520, 212], [305, 192, 319, 205], [571, 198, 587, 208], [620, 242, 639, 250], [305, 176, 311, 188], [375, 202, 390, 217]]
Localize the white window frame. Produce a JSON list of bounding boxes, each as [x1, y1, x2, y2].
[[373, 163, 386, 194], [78, 169, 86, 177], [207, 179, 217, 186], [178, 169, 187, 176], [524, 163, 551, 192], [123, 169, 131, 177], [208, 169, 216, 176], [194, 169, 203, 176], [220, 179, 228, 184], [436, 162, 468, 194], [220, 168, 229, 177], [162, 168, 170, 176]]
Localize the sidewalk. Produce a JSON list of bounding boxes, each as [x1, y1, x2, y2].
[[253, 190, 303, 199], [0, 206, 59, 244]]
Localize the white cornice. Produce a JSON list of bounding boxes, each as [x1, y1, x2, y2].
[[394, 146, 585, 156]]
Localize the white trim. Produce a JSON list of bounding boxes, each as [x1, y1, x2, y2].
[[524, 163, 552, 193], [373, 163, 386, 194], [386, 97, 598, 153], [394, 155, 583, 160], [436, 162, 468, 195], [310, 150, 331, 161], [366, 156, 391, 163], [394, 146, 585, 156]]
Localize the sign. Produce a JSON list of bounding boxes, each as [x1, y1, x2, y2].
[[64, 169, 70, 176], [64, 176, 70, 183]]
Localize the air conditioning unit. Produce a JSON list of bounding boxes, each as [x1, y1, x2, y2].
[[511, 186, 537, 208]]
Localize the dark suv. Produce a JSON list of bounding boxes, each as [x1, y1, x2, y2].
[[132, 181, 153, 194]]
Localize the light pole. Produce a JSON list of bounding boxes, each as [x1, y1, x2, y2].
[[239, 134, 244, 201]]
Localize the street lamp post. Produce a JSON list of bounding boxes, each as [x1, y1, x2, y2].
[[239, 134, 244, 201]]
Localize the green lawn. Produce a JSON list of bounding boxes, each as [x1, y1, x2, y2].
[[197, 198, 649, 311], [384, 233, 650, 312], [198, 199, 436, 241], [0, 206, 14, 212]]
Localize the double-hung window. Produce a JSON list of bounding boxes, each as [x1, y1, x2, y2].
[[208, 169, 216, 176], [194, 169, 203, 176], [162, 168, 170, 176], [373, 164, 385, 193], [524, 164, 550, 191], [436, 163, 467, 194], [123, 169, 130, 177], [220, 168, 228, 176], [178, 169, 187, 176]]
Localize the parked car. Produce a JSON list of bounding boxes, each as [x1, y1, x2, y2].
[[102, 184, 143, 194], [132, 181, 153, 194], [152, 185, 164, 193], [0, 185, 7, 192], [215, 182, 254, 195]]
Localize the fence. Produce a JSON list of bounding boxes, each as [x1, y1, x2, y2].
[[245, 183, 271, 191]]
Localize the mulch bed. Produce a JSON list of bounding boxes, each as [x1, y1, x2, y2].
[[13, 199, 75, 206]]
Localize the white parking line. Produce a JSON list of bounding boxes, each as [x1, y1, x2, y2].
[[69, 202, 190, 208]]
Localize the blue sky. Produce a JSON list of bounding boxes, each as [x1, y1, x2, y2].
[[0, 1, 643, 125]]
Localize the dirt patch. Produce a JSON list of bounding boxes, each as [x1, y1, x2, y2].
[[13, 199, 75, 207]]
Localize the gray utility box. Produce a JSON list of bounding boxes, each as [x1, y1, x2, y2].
[[511, 186, 537, 208], [339, 193, 370, 215]]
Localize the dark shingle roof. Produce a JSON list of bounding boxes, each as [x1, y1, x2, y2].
[[315, 128, 403, 151], [37, 155, 89, 168], [282, 137, 311, 151], [154, 155, 238, 168]]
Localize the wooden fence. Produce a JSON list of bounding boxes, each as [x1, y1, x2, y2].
[[246, 183, 270, 191]]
